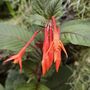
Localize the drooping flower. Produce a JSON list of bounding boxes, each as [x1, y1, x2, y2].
[[42, 25, 50, 75], [42, 16, 68, 74], [48, 23, 54, 68], [4, 31, 39, 72], [3, 16, 67, 75], [51, 16, 68, 71]]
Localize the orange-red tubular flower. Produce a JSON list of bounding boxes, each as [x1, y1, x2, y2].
[[46, 16, 68, 72], [48, 23, 54, 68], [4, 31, 39, 72], [42, 25, 50, 75], [52, 16, 68, 71]]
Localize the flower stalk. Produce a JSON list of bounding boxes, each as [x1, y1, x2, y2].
[[4, 31, 39, 72]]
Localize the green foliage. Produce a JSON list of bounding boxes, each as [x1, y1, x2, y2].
[[5, 70, 27, 90], [15, 82, 50, 90], [61, 19, 90, 46], [67, 48, 90, 90], [42, 65, 72, 90], [5, 1, 16, 17], [26, 14, 46, 26], [27, 0, 64, 26], [44, 0, 64, 19], [0, 84, 4, 90], [69, 0, 90, 18], [26, 0, 64, 26], [0, 1, 4, 5], [5, 65, 72, 90], [32, 0, 63, 19], [23, 60, 38, 77], [0, 23, 34, 52]]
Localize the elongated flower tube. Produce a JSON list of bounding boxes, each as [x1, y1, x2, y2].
[[45, 16, 68, 73], [4, 31, 39, 72], [41, 25, 50, 75], [52, 16, 68, 71], [48, 23, 54, 68]]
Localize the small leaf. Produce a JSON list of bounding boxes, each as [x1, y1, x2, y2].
[[23, 50, 42, 77], [0, 23, 34, 51], [61, 19, 90, 46], [23, 60, 37, 77]]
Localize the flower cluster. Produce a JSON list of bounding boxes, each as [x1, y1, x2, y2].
[[4, 16, 67, 75], [42, 16, 68, 75]]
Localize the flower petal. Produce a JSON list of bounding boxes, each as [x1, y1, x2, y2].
[[42, 59, 47, 75], [18, 58, 22, 73], [55, 49, 61, 72], [59, 41, 68, 58]]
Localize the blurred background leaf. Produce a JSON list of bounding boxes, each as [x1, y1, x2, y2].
[[67, 48, 90, 90], [61, 19, 90, 46], [0, 23, 34, 52], [0, 84, 4, 90]]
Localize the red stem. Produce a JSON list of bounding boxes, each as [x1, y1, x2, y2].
[[19, 31, 40, 55]]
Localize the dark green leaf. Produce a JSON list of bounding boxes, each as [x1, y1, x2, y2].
[[23, 60, 37, 77], [23, 50, 42, 77], [42, 65, 72, 90], [5, 70, 27, 90]]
